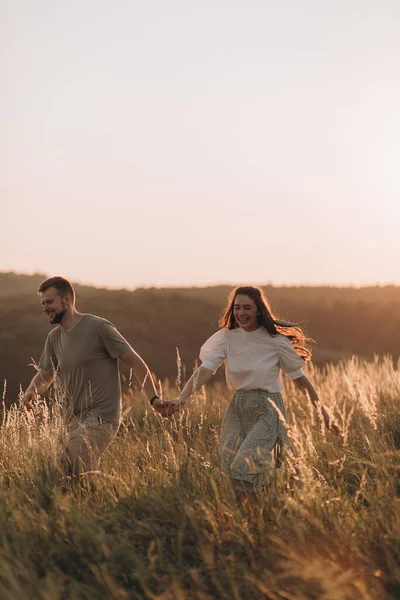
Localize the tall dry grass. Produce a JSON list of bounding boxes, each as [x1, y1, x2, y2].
[[0, 356, 399, 599]]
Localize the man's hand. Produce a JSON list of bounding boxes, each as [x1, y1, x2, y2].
[[21, 370, 53, 411], [152, 397, 183, 417]]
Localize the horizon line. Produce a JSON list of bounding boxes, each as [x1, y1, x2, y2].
[[1, 271, 400, 292]]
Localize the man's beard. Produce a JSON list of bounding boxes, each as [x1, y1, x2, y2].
[[51, 309, 66, 324]]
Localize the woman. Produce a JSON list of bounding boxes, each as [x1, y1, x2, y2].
[[173, 285, 339, 502]]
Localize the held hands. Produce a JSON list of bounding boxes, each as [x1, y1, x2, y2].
[[151, 397, 184, 417]]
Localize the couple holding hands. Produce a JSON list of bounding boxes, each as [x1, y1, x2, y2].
[[22, 276, 338, 499]]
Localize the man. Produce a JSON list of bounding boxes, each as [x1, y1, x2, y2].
[[22, 276, 175, 477]]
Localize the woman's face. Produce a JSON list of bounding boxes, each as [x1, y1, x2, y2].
[[233, 294, 260, 332]]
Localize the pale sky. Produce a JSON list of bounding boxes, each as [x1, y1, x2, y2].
[[1, 0, 399, 288]]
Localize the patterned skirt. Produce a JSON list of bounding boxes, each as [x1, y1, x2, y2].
[[220, 389, 287, 492]]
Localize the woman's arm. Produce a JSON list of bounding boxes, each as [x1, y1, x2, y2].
[[293, 375, 340, 435], [174, 366, 214, 406]]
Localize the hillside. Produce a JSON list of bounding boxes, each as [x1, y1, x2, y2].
[[0, 272, 399, 401]]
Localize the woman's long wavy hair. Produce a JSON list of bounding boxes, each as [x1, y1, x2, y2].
[[218, 285, 312, 361]]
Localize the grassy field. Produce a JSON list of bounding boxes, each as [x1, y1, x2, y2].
[[0, 356, 399, 599]]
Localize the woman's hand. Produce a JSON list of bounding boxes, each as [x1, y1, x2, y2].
[[172, 396, 186, 408], [322, 408, 340, 436], [21, 390, 38, 411], [293, 376, 340, 436], [152, 397, 183, 417]]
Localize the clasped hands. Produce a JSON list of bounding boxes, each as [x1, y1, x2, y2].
[[151, 396, 185, 418]]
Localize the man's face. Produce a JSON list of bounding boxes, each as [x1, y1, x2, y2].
[[40, 287, 68, 325]]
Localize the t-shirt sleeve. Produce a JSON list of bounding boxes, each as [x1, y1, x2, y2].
[[99, 321, 132, 359], [38, 333, 58, 373], [277, 335, 305, 380], [199, 329, 227, 373]]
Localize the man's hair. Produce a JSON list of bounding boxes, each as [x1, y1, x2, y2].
[[38, 276, 76, 304]]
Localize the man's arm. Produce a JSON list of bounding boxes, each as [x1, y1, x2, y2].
[[119, 349, 179, 416], [119, 348, 158, 399], [22, 369, 54, 410]]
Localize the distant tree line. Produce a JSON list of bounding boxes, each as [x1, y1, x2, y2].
[[0, 272, 399, 403]]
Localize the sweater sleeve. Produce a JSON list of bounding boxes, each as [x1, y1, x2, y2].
[[199, 329, 227, 373]]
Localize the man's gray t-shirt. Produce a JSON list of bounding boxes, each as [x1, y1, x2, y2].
[[38, 314, 131, 424]]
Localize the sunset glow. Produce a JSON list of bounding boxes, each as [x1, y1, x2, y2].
[[2, 1, 399, 288]]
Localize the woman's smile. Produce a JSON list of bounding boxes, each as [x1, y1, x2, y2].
[[233, 294, 260, 331]]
